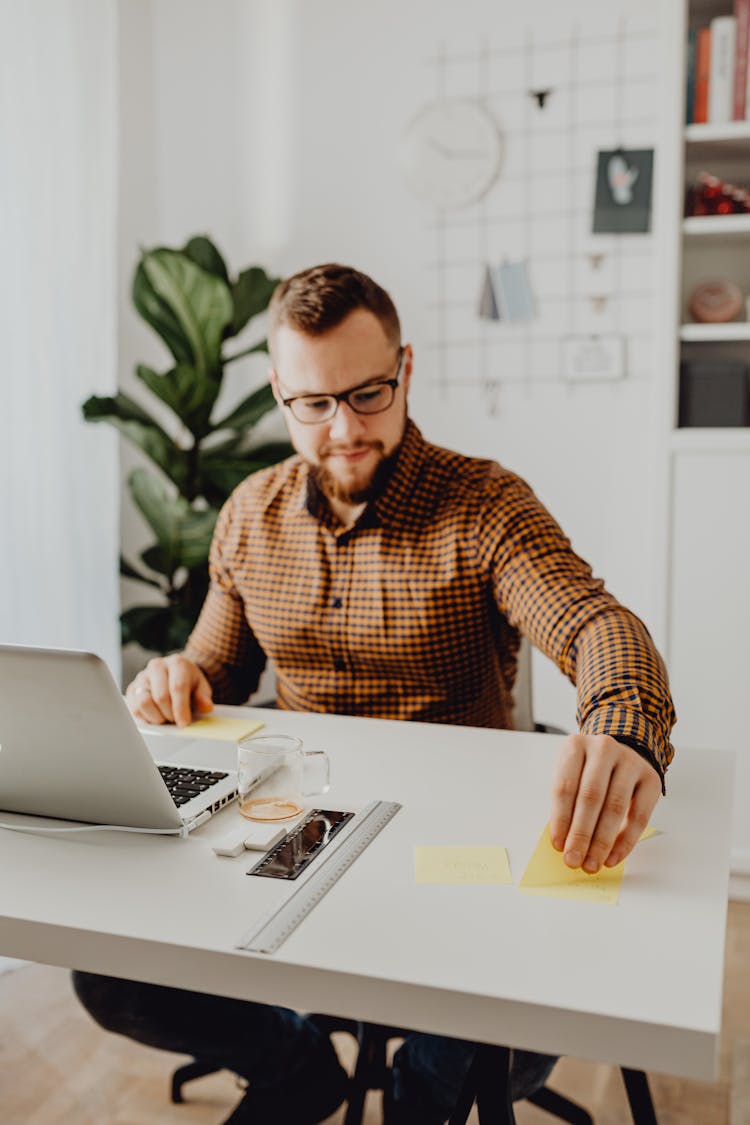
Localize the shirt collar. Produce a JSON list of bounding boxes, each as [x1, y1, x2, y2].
[[371, 418, 427, 527]]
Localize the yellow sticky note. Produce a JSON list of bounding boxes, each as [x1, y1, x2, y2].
[[414, 846, 511, 885], [519, 825, 658, 905], [181, 716, 264, 742]]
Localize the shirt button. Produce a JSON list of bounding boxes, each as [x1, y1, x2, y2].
[[333, 660, 345, 672], [331, 597, 343, 609]]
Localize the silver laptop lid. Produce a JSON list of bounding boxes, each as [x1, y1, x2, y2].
[[0, 645, 183, 830]]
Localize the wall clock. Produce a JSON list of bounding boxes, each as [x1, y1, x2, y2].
[[399, 99, 503, 208]]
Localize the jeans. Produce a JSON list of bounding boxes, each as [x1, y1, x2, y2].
[[72, 972, 557, 1121]]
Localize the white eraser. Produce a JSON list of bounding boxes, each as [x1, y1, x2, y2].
[[242, 824, 286, 851], [212, 822, 286, 857], [213, 825, 251, 857]]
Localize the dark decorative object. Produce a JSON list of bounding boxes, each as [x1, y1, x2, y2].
[[592, 148, 654, 234], [679, 360, 750, 427], [529, 88, 552, 109]]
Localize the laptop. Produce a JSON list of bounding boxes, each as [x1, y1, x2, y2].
[[0, 645, 246, 833]]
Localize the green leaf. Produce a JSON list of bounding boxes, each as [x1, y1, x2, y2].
[[119, 554, 163, 590], [82, 393, 188, 489], [135, 363, 219, 438], [140, 544, 173, 577], [120, 604, 196, 654], [128, 469, 219, 572], [231, 266, 279, 335], [132, 259, 194, 367], [183, 235, 229, 282], [198, 440, 293, 499], [136, 249, 234, 377], [211, 382, 278, 432]]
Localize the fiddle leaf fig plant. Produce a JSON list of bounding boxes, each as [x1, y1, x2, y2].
[[83, 235, 291, 655]]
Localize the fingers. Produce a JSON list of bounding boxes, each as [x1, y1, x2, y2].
[[125, 665, 168, 725], [605, 773, 661, 867], [549, 738, 585, 851], [124, 655, 212, 728], [148, 659, 175, 724], [193, 668, 214, 714], [549, 735, 660, 873], [169, 660, 213, 728]]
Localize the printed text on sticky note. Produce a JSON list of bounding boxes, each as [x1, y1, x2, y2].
[[181, 717, 265, 742], [415, 846, 511, 885], [519, 825, 658, 905]]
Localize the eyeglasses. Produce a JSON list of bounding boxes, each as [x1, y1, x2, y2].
[[278, 348, 404, 425]]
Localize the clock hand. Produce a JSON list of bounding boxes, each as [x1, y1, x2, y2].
[[427, 138, 487, 159]]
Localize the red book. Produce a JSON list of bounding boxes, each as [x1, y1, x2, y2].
[[734, 0, 750, 119], [694, 27, 712, 123]]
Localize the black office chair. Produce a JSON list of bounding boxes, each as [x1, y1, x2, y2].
[[169, 1015, 596, 1124], [170, 1019, 658, 1124]]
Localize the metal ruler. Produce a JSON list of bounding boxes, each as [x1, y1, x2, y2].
[[235, 799, 401, 954]]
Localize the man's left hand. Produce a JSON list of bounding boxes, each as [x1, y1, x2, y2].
[[549, 734, 661, 872]]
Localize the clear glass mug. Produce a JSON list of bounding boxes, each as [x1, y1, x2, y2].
[[237, 733, 330, 821]]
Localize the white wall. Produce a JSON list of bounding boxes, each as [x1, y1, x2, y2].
[[117, 0, 281, 687], [118, 0, 672, 731]]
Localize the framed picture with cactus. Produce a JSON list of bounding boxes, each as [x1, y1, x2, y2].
[[83, 235, 292, 656]]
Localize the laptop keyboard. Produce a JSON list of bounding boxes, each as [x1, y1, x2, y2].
[[158, 766, 229, 807]]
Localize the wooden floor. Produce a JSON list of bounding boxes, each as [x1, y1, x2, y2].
[[1, 901, 748, 1125]]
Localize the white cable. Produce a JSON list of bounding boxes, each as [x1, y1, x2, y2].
[[0, 821, 189, 838]]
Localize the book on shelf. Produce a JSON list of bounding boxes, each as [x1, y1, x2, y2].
[[686, 27, 697, 124], [734, 0, 750, 119], [708, 15, 736, 124], [693, 26, 711, 123], [687, 12, 750, 124]]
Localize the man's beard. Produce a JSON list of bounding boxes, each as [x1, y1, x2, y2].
[[311, 439, 402, 506]]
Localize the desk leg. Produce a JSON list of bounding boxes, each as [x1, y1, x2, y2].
[[448, 1044, 515, 1125], [621, 1068, 658, 1125]]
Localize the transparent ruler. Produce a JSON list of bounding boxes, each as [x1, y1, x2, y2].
[[236, 799, 401, 954]]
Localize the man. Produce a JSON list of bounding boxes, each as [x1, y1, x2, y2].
[[74, 264, 675, 1125]]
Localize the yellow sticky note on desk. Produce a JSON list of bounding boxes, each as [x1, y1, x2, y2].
[[415, 846, 511, 885], [181, 716, 264, 742], [519, 825, 658, 905]]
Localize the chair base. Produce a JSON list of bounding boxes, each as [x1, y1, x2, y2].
[[171, 1060, 224, 1104], [527, 1085, 594, 1125]]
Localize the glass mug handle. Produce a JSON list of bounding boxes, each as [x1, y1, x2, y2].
[[301, 749, 330, 797]]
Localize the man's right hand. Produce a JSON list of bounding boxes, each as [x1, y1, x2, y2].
[[125, 654, 214, 728]]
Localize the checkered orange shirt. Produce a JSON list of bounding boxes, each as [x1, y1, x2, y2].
[[185, 420, 675, 784]]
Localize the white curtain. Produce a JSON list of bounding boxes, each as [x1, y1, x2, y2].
[[0, 0, 120, 679]]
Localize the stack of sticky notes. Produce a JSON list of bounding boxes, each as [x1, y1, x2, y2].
[[414, 826, 658, 905], [177, 716, 265, 741]]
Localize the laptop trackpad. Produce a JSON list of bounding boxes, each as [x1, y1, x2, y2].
[[141, 732, 237, 772]]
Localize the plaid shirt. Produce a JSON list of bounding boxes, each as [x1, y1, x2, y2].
[[186, 420, 675, 783]]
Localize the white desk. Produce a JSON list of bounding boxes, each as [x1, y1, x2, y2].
[[0, 708, 734, 1085]]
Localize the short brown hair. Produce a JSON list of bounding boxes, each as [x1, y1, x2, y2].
[[267, 263, 401, 355]]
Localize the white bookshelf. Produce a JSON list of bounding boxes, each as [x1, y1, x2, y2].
[[682, 214, 750, 236], [680, 322, 750, 341], [685, 121, 750, 142], [669, 426, 750, 451], [668, 0, 750, 900]]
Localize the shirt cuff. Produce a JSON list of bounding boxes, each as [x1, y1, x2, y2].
[[580, 704, 668, 795]]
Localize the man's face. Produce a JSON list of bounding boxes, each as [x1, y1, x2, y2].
[[270, 309, 412, 504]]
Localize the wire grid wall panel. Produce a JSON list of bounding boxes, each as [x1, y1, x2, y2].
[[421, 14, 660, 410]]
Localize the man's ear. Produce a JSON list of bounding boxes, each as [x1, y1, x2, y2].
[[269, 368, 283, 407], [402, 344, 414, 395]]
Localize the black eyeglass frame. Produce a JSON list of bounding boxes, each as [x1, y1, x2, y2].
[[277, 347, 405, 424]]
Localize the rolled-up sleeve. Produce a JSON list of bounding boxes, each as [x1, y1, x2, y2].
[[474, 468, 676, 786]]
